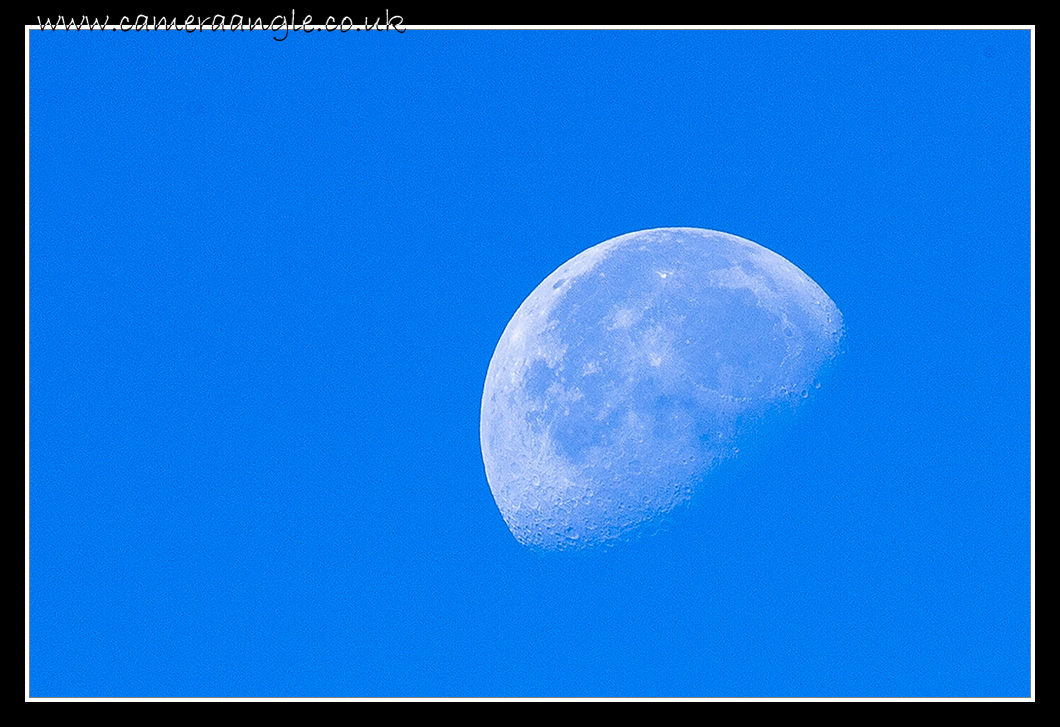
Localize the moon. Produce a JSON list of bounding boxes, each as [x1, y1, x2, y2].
[[480, 228, 844, 550]]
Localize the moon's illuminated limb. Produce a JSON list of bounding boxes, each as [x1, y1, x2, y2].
[[480, 228, 844, 550]]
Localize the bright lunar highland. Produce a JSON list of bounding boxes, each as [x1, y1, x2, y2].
[[480, 228, 844, 550]]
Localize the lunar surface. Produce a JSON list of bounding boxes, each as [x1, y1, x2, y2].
[[480, 228, 844, 550]]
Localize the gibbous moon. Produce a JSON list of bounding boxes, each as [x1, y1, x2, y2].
[[480, 228, 843, 550]]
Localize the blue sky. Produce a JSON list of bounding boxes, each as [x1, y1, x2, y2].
[[29, 28, 1031, 697]]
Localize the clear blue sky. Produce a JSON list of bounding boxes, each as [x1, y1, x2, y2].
[[30, 28, 1031, 697]]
